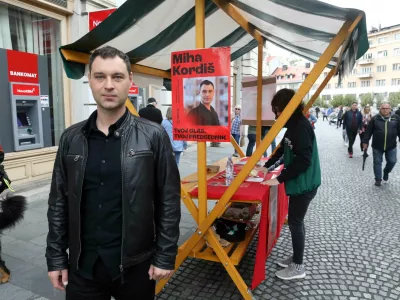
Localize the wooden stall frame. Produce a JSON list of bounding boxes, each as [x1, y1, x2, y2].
[[60, 1, 364, 297]]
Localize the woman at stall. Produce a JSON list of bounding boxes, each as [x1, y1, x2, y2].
[[260, 89, 321, 280]]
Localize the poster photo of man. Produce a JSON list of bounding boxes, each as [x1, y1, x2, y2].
[[171, 47, 231, 142], [184, 76, 229, 126]]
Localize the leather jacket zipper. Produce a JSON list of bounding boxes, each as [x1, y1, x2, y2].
[[120, 129, 128, 284], [76, 138, 88, 271]]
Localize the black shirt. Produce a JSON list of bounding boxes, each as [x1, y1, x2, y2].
[[78, 109, 128, 280], [188, 102, 220, 126]]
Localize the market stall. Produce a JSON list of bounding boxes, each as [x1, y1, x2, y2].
[[58, 1, 369, 298]]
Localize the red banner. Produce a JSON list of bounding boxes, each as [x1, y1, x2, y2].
[[7, 50, 39, 84], [12, 84, 40, 96], [88, 8, 117, 31], [129, 83, 139, 95], [171, 47, 231, 142]]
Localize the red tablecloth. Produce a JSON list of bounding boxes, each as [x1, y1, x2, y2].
[[190, 158, 288, 289]]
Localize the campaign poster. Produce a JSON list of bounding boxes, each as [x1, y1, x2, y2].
[[171, 47, 231, 142]]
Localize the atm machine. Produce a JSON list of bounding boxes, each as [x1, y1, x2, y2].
[[128, 85, 145, 111], [9, 82, 44, 151]]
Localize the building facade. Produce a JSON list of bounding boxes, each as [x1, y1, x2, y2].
[[316, 24, 400, 105], [0, 0, 72, 184]]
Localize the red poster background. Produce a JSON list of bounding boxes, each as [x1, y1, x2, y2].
[[7, 50, 39, 84], [171, 47, 231, 142], [129, 83, 139, 95], [88, 8, 117, 31], [12, 84, 40, 96]]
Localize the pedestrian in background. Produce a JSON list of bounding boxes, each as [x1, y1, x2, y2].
[[162, 107, 187, 166], [337, 106, 344, 128], [362, 102, 400, 186], [231, 105, 242, 157], [139, 98, 163, 124], [342, 102, 362, 158], [359, 105, 373, 152], [261, 88, 321, 281], [246, 125, 277, 157]]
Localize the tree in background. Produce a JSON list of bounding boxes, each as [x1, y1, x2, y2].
[[330, 94, 344, 108], [360, 93, 373, 107], [388, 92, 400, 107], [313, 96, 327, 108], [375, 94, 384, 108], [343, 94, 357, 107]]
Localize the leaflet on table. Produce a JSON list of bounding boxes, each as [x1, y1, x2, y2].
[[171, 47, 231, 142]]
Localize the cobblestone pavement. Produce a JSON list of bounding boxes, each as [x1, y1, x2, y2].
[[1, 121, 400, 299], [156, 120, 400, 300]]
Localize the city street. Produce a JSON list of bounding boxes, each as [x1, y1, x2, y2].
[[1, 121, 400, 300]]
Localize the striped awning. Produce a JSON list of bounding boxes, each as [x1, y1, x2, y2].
[[60, 0, 369, 84]]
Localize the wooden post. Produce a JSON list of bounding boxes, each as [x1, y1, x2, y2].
[[195, 0, 207, 224], [256, 39, 263, 146]]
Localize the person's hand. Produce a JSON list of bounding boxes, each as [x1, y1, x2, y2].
[[362, 143, 368, 151], [261, 178, 279, 186], [148, 265, 174, 281], [48, 269, 68, 291]]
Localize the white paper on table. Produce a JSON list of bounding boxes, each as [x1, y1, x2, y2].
[[245, 177, 264, 183]]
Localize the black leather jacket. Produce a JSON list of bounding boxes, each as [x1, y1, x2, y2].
[[46, 112, 181, 273]]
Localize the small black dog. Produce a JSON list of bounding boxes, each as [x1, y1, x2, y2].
[[0, 146, 27, 283]]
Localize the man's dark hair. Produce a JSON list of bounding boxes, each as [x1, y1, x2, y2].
[[271, 88, 304, 115], [89, 46, 131, 74], [199, 80, 214, 89], [352, 102, 358, 105]]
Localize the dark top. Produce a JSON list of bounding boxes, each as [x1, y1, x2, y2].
[[362, 114, 400, 152], [342, 109, 362, 132], [188, 102, 220, 126], [138, 104, 163, 124], [78, 108, 128, 280], [265, 113, 315, 183]]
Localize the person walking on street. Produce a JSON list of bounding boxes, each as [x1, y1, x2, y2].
[[246, 125, 276, 157], [260, 89, 321, 280], [337, 106, 344, 128], [162, 107, 187, 166], [46, 46, 181, 300], [315, 106, 320, 119], [138, 97, 163, 124], [322, 109, 328, 121], [231, 105, 242, 157], [362, 102, 400, 187], [342, 102, 362, 158], [359, 105, 373, 152]]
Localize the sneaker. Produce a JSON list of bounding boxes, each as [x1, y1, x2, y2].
[[232, 153, 239, 157], [349, 153, 353, 158], [375, 180, 382, 187], [277, 256, 293, 268], [276, 263, 306, 280], [383, 172, 389, 183]]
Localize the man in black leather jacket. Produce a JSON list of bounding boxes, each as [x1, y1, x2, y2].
[[46, 46, 181, 299]]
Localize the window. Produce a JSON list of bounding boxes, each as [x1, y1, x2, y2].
[[393, 63, 400, 71], [377, 50, 388, 58], [392, 78, 400, 86], [376, 80, 386, 87], [395, 33, 400, 40], [348, 82, 356, 88], [368, 40, 373, 45], [363, 53, 373, 59], [335, 83, 343, 89], [351, 69, 357, 75], [377, 65, 387, 72], [323, 72, 328, 78], [394, 48, 400, 56], [361, 67, 372, 74], [378, 37, 388, 44], [361, 81, 370, 87], [326, 84, 331, 89]]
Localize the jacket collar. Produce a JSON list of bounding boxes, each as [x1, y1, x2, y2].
[[285, 112, 303, 128]]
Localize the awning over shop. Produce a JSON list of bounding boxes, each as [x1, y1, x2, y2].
[[60, 0, 369, 84]]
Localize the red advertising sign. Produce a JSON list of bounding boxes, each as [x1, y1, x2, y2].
[[171, 47, 231, 142], [129, 83, 139, 95], [88, 8, 117, 31], [7, 50, 39, 84], [12, 84, 40, 96]]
